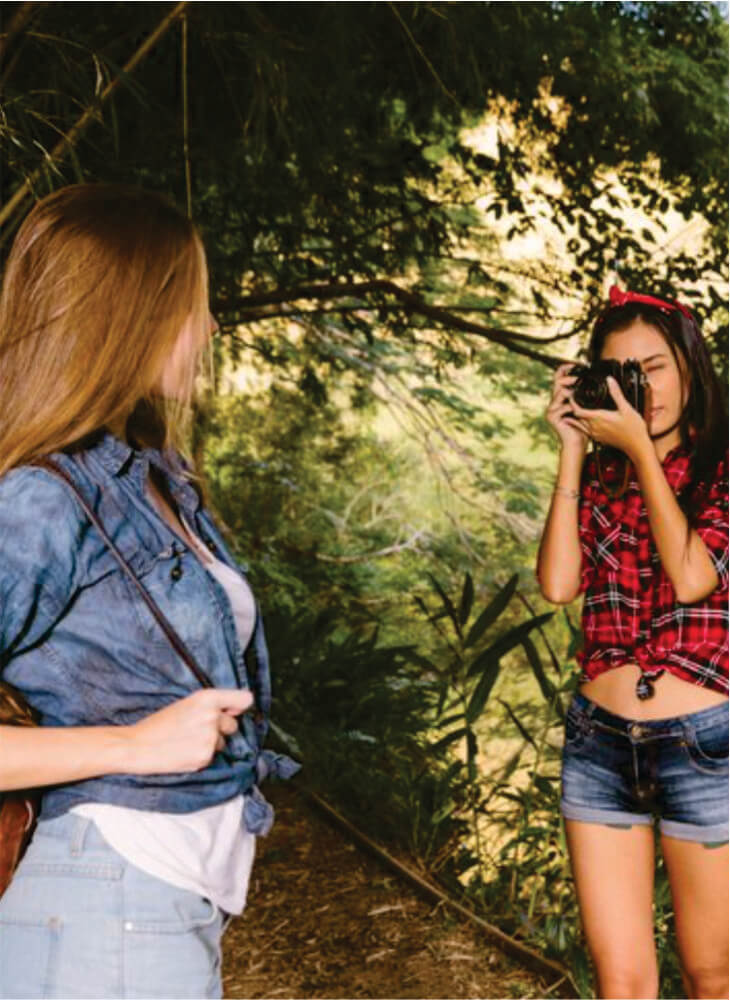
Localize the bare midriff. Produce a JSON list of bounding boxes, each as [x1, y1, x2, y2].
[[581, 662, 728, 720]]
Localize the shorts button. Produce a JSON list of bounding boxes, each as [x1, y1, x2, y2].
[[629, 723, 644, 739]]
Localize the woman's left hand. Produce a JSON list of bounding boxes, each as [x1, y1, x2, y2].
[[568, 376, 651, 461]]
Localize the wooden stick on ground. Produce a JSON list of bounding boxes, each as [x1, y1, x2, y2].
[[299, 785, 579, 999]]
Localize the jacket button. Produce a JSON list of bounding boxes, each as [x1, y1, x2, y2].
[[170, 564, 183, 581]]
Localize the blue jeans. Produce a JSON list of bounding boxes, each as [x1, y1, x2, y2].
[[561, 693, 729, 842], [0, 813, 229, 999]]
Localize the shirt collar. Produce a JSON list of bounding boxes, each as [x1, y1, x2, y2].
[[83, 427, 182, 479], [73, 427, 198, 514], [662, 443, 690, 467], [661, 429, 696, 469]]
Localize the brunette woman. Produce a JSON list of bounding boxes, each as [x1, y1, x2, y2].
[[537, 287, 728, 999], [0, 184, 297, 999]]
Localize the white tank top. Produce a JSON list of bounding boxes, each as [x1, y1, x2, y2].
[[72, 510, 258, 914]]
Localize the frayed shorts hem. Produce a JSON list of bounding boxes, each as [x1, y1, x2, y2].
[[561, 801, 729, 843]]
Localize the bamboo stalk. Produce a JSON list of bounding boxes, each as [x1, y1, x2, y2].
[[0, 1, 189, 232], [181, 9, 192, 218], [0, 1, 44, 67]]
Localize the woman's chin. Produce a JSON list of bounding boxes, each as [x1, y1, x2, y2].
[[648, 408, 664, 431], [649, 411, 683, 443]]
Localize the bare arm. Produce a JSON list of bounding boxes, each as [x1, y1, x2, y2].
[[0, 687, 253, 792], [536, 364, 590, 604], [0, 724, 133, 791], [536, 447, 587, 603]]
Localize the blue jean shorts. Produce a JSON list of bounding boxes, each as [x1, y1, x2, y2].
[[0, 812, 228, 999], [561, 693, 729, 843]]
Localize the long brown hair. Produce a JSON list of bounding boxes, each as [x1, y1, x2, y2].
[[587, 300, 728, 526], [0, 184, 210, 476]]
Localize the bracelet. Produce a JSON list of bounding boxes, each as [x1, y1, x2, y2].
[[554, 485, 580, 499]]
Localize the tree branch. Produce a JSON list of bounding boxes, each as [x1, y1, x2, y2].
[[0, 1, 189, 233], [315, 530, 427, 563], [223, 302, 578, 346], [220, 279, 568, 367]]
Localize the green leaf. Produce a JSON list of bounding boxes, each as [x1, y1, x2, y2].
[[431, 728, 469, 752], [431, 801, 457, 825], [467, 611, 555, 677], [522, 636, 563, 720], [459, 572, 474, 626], [464, 574, 518, 648], [466, 729, 478, 772], [532, 775, 557, 798], [465, 657, 502, 723], [438, 712, 466, 728], [427, 573, 462, 639], [435, 682, 450, 718], [497, 698, 537, 747], [563, 607, 584, 659]]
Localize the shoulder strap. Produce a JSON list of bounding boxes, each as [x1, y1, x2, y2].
[[30, 457, 214, 690]]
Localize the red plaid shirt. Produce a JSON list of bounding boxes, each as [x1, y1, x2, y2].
[[577, 443, 728, 694]]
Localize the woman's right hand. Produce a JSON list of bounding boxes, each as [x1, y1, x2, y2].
[[125, 688, 254, 775], [546, 364, 589, 452]]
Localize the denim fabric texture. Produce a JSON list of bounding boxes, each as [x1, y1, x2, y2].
[[561, 693, 729, 842], [0, 428, 298, 832], [0, 812, 227, 999]]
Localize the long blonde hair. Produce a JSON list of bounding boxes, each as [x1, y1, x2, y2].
[[0, 184, 210, 476]]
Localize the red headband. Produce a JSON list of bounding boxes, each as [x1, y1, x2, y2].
[[608, 284, 693, 320]]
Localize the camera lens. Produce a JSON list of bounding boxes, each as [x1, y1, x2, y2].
[[575, 376, 609, 409]]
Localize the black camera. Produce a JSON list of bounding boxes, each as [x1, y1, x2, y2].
[[568, 359, 647, 414]]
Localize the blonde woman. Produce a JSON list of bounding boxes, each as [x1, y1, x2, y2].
[[0, 184, 297, 999]]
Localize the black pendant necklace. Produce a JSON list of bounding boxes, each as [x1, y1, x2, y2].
[[636, 675, 655, 700]]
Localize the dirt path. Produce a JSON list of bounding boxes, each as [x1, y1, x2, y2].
[[222, 783, 562, 999]]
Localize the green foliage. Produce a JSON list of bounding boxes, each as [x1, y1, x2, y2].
[[1, 1, 727, 379], [265, 607, 469, 861], [1, 8, 719, 990]]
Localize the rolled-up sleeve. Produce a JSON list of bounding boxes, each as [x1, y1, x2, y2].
[[694, 452, 729, 594], [0, 467, 81, 665]]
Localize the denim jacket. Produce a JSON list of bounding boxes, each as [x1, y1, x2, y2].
[[0, 429, 298, 834]]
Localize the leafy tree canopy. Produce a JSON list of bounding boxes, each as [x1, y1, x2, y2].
[[1, 1, 727, 383]]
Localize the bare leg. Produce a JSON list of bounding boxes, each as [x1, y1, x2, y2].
[[565, 819, 657, 998], [662, 835, 729, 999]]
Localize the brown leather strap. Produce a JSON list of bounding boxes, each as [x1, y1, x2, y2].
[[31, 457, 214, 691]]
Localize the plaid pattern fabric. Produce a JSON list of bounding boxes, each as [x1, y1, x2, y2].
[[577, 443, 729, 694]]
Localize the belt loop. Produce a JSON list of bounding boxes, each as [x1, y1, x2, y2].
[[70, 815, 93, 858]]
